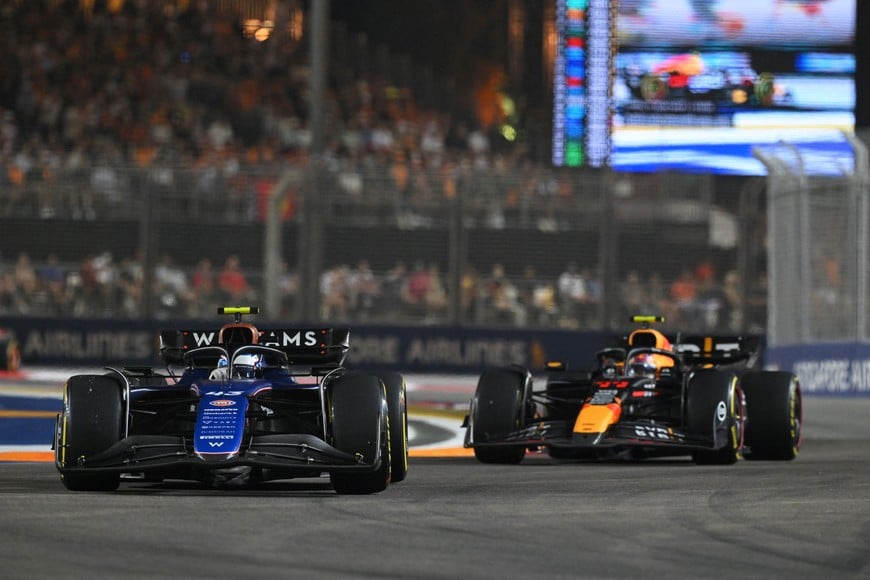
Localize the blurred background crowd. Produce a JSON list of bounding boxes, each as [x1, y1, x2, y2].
[[0, 0, 777, 334], [0, 248, 761, 334]]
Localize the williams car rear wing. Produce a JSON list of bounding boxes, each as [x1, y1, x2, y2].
[[160, 327, 350, 367]]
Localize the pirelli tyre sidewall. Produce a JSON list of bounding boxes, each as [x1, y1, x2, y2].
[[58, 375, 124, 491], [742, 371, 802, 461], [328, 372, 390, 494], [377, 371, 409, 484], [686, 370, 744, 465], [470, 366, 531, 464]]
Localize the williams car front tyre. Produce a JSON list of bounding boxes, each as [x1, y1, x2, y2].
[[378, 372, 409, 484], [57, 375, 124, 491], [328, 373, 391, 495]]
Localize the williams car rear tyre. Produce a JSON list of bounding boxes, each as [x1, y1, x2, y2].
[[329, 373, 390, 495], [742, 371, 801, 461], [378, 372, 409, 484], [470, 366, 531, 464], [686, 370, 744, 466], [57, 375, 124, 491]]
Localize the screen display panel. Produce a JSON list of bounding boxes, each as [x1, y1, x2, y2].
[[553, 0, 857, 176], [613, 0, 856, 175]]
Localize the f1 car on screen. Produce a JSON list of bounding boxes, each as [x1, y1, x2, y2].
[[54, 307, 408, 494], [464, 316, 801, 465], [622, 53, 782, 107]]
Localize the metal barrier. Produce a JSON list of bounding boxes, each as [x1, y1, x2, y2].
[[755, 132, 869, 345]]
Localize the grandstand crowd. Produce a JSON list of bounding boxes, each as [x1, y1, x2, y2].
[[0, 1, 765, 333], [0, 0, 556, 224], [0, 249, 758, 333]]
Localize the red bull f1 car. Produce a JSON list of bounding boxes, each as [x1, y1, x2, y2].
[[464, 316, 801, 465], [54, 307, 408, 494]]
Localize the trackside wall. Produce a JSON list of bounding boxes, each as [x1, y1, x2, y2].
[[767, 343, 870, 396], [0, 317, 609, 375]]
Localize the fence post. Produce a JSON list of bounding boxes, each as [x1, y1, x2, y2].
[[264, 171, 299, 319], [846, 133, 869, 341]]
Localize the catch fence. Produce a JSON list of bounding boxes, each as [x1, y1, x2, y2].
[[755, 133, 869, 345], [0, 159, 759, 334]]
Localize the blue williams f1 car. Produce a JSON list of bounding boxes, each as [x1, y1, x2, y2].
[[465, 316, 801, 465], [54, 307, 408, 494]]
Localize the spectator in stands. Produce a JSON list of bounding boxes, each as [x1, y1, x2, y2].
[[191, 258, 216, 317], [320, 264, 350, 320], [517, 265, 557, 327], [557, 262, 590, 328], [218, 255, 252, 305], [0, 272, 23, 314], [278, 260, 298, 319], [620, 269, 650, 320], [69, 256, 100, 317], [696, 271, 727, 330], [37, 253, 68, 315], [13, 252, 38, 300], [482, 263, 525, 326], [401, 261, 431, 318], [116, 257, 143, 319], [154, 254, 192, 318], [669, 267, 699, 327], [460, 265, 482, 323], [349, 259, 380, 321], [379, 260, 408, 319], [423, 263, 449, 323]]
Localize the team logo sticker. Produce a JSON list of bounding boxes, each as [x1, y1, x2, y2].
[[210, 399, 236, 407]]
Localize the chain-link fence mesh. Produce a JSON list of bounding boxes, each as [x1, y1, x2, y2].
[[756, 134, 869, 345], [1, 159, 756, 335]]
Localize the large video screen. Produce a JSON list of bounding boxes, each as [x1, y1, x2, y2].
[[554, 0, 857, 176], [552, 0, 614, 168]]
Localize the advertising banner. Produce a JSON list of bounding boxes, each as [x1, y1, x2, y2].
[[767, 342, 870, 396], [0, 317, 610, 375]]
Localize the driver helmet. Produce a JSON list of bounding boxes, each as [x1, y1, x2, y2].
[[233, 353, 264, 378], [627, 353, 657, 378]]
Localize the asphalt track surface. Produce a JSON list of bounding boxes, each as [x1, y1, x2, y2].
[[1, 375, 869, 578]]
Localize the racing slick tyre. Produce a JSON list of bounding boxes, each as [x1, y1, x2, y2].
[[470, 366, 532, 464], [57, 375, 124, 491], [329, 373, 391, 495], [686, 370, 744, 465], [378, 372, 409, 484], [741, 371, 801, 461], [0, 335, 20, 372]]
